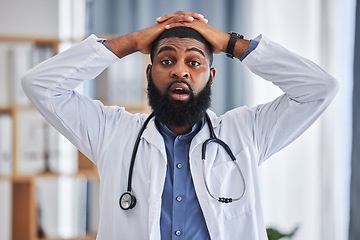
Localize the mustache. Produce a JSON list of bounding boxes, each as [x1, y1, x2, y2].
[[167, 80, 193, 93], [148, 68, 193, 94]]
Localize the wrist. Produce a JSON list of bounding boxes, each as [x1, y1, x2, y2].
[[224, 32, 251, 60], [226, 32, 243, 58], [106, 33, 138, 58]]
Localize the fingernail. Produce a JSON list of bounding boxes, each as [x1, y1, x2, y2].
[[199, 14, 204, 18], [188, 17, 194, 20], [156, 17, 162, 21], [165, 25, 170, 29]]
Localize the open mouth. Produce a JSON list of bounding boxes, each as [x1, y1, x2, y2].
[[168, 82, 191, 101]]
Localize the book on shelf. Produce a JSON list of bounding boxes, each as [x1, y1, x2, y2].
[[0, 179, 12, 240], [0, 113, 12, 176]]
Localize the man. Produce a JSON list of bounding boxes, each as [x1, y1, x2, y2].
[[22, 11, 338, 240]]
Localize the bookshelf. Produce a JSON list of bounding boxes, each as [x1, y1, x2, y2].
[[0, 36, 148, 240], [0, 36, 59, 55]]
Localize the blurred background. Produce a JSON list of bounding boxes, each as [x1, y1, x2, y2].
[[0, 0, 357, 239]]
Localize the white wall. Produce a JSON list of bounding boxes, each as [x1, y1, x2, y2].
[[0, 0, 86, 40], [0, 0, 59, 37], [241, 0, 354, 239]]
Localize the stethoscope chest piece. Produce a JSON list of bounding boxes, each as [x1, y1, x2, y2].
[[120, 192, 136, 210]]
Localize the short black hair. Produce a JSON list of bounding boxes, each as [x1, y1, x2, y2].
[[150, 26, 213, 66]]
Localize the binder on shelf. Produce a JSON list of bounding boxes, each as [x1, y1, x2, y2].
[[95, 52, 145, 105], [0, 179, 12, 240], [1, 41, 54, 106], [0, 113, 13, 176], [31, 44, 53, 66], [8, 42, 34, 105], [47, 121, 78, 174], [36, 175, 88, 239], [16, 110, 46, 174], [16, 109, 78, 175], [86, 178, 100, 234], [0, 43, 11, 105]]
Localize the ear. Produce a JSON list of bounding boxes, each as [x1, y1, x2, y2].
[[146, 64, 152, 82], [210, 67, 216, 86]]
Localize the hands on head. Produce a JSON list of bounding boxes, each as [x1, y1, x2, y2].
[[156, 11, 209, 24], [133, 11, 229, 55], [106, 11, 249, 59]]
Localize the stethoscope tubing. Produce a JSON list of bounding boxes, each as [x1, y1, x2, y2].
[[120, 112, 246, 210], [201, 113, 246, 203], [127, 112, 154, 192]]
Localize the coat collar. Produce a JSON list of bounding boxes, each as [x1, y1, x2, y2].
[[141, 117, 166, 158], [191, 109, 220, 153], [141, 109, 220, 155]]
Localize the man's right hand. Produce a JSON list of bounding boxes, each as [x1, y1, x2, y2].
[[105, 11, 207, 58]]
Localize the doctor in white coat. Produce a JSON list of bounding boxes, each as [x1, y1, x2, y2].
[[22, 11, 338, 240]]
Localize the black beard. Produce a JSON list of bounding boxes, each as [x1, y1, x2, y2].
[[147, 71, 212, 128]]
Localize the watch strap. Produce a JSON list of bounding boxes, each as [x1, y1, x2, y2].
[[226, 32, 244, 59]]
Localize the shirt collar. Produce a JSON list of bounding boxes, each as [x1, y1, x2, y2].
[[155, 117, 205, 142]]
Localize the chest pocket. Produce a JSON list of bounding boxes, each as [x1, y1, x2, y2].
[[211, 147, 256, 220]]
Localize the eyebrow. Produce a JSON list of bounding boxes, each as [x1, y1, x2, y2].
[[186, 47, 205, 57], [156, 46, 176, 55], [156, 46, 205, 57]]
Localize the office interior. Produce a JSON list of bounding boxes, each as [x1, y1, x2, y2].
[[0, 0, 358, 239]]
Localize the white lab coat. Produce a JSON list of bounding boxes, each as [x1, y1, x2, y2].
[[22, 34, 338, 240]]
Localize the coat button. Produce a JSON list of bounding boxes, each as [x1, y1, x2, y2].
[[175, 230, 181, 236], [176, 196, 182, 202], [177, 163, 183, 169]]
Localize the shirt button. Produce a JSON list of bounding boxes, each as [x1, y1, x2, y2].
[[177, 136, 182, 140], [175, 230, 181, 236], [176, 196, 182, 202], [177, 163, 183, 169]]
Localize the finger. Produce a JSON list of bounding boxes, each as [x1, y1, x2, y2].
[[157, 11, 205, 23], [164, 22, 200, 32], [159, 16, 208, 29], [175, 11, 205, 20], [157, 14, 206, 23], [161, 15, 195, 25]]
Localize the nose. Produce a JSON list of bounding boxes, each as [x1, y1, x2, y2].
[[170, 62, 189, 79]]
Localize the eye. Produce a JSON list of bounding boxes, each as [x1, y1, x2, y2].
[[189, 61, 200, 67], [161, 59, 172, 65]]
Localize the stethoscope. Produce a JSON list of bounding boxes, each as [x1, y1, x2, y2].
[[119, 112, 246, 210]]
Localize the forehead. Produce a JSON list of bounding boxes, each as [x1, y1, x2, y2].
[[155, 37, 209, 56]]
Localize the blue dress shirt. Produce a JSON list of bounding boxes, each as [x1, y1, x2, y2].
[[156, 119, 210, 239]]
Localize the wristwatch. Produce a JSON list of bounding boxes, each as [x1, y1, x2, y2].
[[226, 32, 244, 59]]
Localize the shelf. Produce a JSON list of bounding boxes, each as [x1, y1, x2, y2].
[[39, 234, 96, 240], [11, 176, 37, 240], [0, 36, 60, 55]]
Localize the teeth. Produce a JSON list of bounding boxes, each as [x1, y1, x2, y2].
[[175, 88, 183, 90]]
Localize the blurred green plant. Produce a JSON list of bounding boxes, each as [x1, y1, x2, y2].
[[266, 226, 298, 240]]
